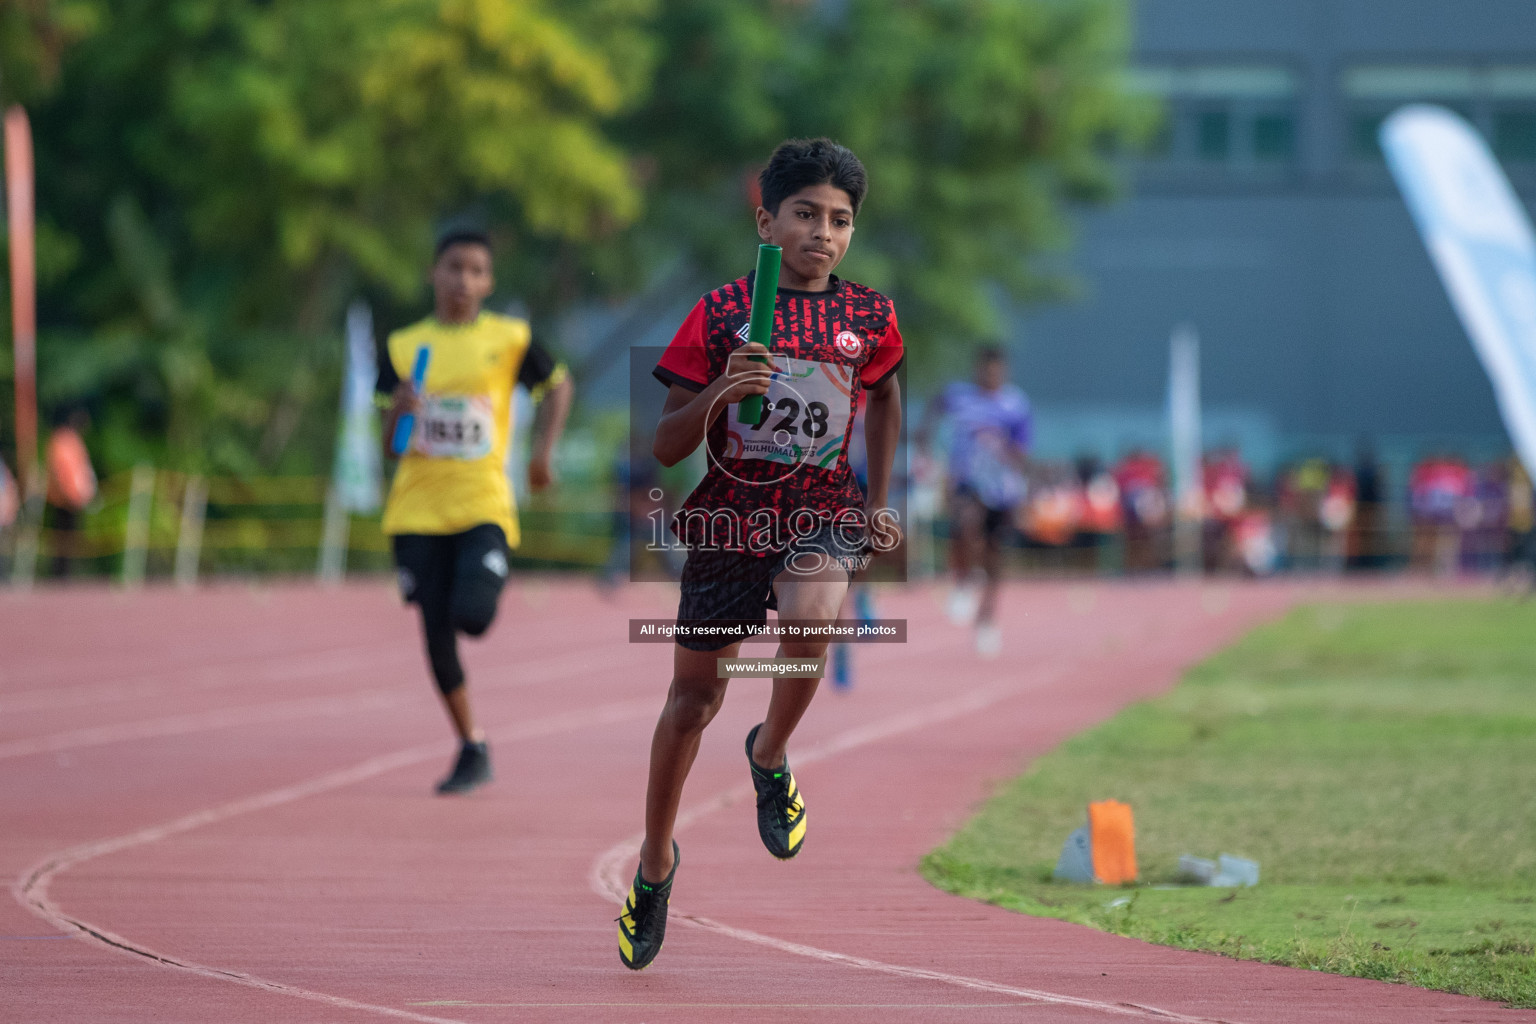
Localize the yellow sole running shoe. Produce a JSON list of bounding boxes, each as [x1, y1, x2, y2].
[[618, 841, 678, 970], [746, 723, 806, 859]]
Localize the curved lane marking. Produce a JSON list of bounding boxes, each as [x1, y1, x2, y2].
[[13, 698, 658, 1024], [11, 587, 1272, 1023], [590, 671, 1241, 1024], [0, 643, 676, 760]]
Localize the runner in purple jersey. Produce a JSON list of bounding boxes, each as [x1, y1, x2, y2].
[[920, 346, 1031, 657]]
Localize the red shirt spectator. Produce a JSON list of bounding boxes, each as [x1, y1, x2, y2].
[[1203, 450, 1248, 524], [1115, 451, 1168, 529]]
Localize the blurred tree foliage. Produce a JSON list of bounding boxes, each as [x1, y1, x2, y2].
[[1, 0, 1147, 477], [2, 0, 654, 474], [616, 0, 1153, 375]]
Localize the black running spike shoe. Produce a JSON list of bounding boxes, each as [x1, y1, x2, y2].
[[745, 723, 806, 860], [436, 740, 492, 794], [617, 841, 679, 971]]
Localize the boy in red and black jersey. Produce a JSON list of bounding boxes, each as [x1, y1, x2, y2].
[[617, 139, 904, 971], [653, 273, 902, 547]]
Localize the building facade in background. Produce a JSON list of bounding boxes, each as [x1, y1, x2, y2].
[[1017, 0, 1536, 476]]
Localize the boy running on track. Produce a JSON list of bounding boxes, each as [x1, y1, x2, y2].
[[379, 229, 573, 794], [617, 138, 904, 970], [921, 345, 1031, 658]]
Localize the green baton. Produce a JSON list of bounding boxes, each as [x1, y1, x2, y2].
[[736, 243, 782, 424]]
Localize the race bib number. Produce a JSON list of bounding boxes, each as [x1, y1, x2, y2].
[[414, 394, 495, 460], [726, 358, 855, 469]]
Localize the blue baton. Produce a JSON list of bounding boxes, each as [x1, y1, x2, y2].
[[391, 345, 431, 456]]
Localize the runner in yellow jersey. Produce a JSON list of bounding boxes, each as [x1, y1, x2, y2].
[[379, 229, 573, 794]]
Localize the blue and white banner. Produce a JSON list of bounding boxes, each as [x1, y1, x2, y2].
[[334, 300, 382, 514], [1382, 104, 1536, 473]]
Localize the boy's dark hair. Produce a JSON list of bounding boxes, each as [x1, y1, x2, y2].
[[434, 228, 493, 262], [975, 344, 1007, 364], [758, 138, 868, 217]]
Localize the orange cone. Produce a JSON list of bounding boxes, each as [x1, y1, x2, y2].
[[1088, 800, 1137, 884]]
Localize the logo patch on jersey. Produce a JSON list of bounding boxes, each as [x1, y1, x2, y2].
[[482, 549, 509, 579], [835, 330, 864, 358], [735, 321, 752, 344]]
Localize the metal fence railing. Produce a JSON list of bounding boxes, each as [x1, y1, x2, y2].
[[2, 469, 617, 587], [6, 477, 1526, 587]]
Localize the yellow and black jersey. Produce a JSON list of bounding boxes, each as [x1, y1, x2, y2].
[[376, 312, 564, 545]]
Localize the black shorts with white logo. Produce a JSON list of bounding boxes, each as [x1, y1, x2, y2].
[[392, 524, 509, 609], [391, 523, 510, 693]]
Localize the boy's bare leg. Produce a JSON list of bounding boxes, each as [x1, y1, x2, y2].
[[440, 687, 483, 744], [751, 673, 820, 769], [639, 640, 740, 883], [950, 496, 980, 585], [977, 533, 1002, 625], [751, 562, 849, 768]]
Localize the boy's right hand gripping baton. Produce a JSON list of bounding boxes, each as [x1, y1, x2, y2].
[[391, 345, 432, 456], [736, 244, 782, 424]]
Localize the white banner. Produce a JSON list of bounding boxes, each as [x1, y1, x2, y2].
[[1168, 323, 1201, 511], [1167, 322, 1202, 572], [1382, 105, 1536, 473], [334, 300, 382, 514]]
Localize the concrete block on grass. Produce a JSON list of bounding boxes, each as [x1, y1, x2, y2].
[[1053, 825, 1094, 883], [1178, 852, 1260, 887]]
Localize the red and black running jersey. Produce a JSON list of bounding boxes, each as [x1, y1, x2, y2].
[[654, 273, 903, 554]]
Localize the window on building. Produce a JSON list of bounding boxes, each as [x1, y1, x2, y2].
[[1489, 66, 1536, 162], [1344, 64, 1536, 164], [1494, 111, 1536, 160], [1253, 114, 1296, 161], [1128, 64, 1300, 173]]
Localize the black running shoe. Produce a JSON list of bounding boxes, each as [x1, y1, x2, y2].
[[618, 841, 679, 970], [745, 723, 806, 859], [435, 740, 492, 794]]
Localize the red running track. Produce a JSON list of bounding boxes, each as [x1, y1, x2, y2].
[[2, 577, 1529, 1023]]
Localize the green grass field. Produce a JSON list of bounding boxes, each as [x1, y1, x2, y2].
[[922, 599, 1536, 1007]]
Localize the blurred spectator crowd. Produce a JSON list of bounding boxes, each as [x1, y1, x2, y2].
[[913, 446, 1536, 578]]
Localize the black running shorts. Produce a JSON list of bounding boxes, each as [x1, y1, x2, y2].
[[952, 485, 1016, 542], [674, 526, 868, 652]]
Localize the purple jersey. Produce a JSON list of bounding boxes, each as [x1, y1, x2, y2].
[[937, 381, 1032, 508]]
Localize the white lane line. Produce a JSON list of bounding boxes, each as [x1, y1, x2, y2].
[[1, 587, 915, 717], [0, 629, 619, 715], [0, 605, 926, 760], [1, 575, 954, 717], [408, 1001, 1075, 1009], [589, 669, 1241, 1024], [0, 643, 665, 759], [0, 690, 408, 760], [681, 916, 1234, 1024], [0, 644, 391, 714], [12, 697, 658, 1024]]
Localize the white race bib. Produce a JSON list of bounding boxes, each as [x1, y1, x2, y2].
[[726, 358, 855, 469], [414, 394, 495, 460]]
